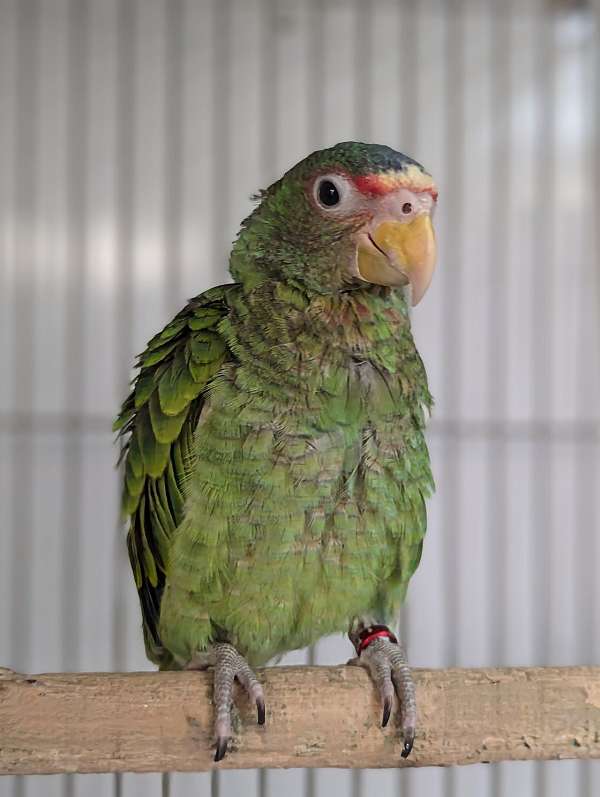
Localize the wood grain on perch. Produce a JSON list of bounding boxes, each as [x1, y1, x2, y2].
[[1, 665, 599, 774]]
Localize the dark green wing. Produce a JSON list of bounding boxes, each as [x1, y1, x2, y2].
[[114, 284, 234, 667]]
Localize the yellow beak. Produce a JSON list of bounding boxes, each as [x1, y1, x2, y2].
[[356, 215, 437, 305]]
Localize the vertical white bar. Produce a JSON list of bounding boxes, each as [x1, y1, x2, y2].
[[320, 0, 355, 145], [9, 0, 40, 713], [60, 0, 90, 681], [367, 1, 403, 151], [0, 0, 17, 417], [83, 0, 120, 420], [209, 0, 233, 286], [487, 3, 511, 794], [259, 0, 279, 185], [550, 35, 589, 797], [306, 0, 325, 153], [112, 1, 146, 796], [28, 33, 71, 797], [80, 0, 121, 687], [76, 0, 124, 781], [163, 0, 185, 316], [179, 0, 215, 299], [228, 0, 262, 242], [580, 0, 600, 668], [352, 0, 372, 143], [487, 0, 511, 663], [131, 0, 169, 355], [32, 0, 69, 420], [272, 0, 311, 175], [498, 1, 537, 783], [10, 0, 65, 794], [530, 1, 556, 796], [584, 2, 600, 795], [0, 19, 17, 768]]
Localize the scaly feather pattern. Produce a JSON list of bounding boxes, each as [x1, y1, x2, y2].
[[114, 286, 232, 666], [156, 282, 433, 667]]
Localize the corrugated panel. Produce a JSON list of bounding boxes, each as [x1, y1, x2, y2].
[[0, 1, 599, 796]]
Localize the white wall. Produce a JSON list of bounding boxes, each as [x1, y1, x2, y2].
[[0, 0, 599, 795]]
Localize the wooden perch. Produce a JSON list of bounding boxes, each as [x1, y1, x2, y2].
[[1, 665, 599, 774]]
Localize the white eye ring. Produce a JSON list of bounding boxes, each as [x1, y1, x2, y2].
[[313, 174, 352, 210]]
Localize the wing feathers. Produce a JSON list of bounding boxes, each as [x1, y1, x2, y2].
[[114, 284, 235, 665]]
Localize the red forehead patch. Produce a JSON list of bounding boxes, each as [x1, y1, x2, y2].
[[352, 173, 438, 201], [352, 174, 395, 195]]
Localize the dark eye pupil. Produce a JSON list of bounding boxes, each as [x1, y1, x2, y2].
[[402, 202, 413, 214], [318, 180, 340, 207]]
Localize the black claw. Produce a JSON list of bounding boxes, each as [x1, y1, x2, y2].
[[256, 697, 266, 725], [214, 737, 228, 762], [381, 697, 392, 728], [401, 733, 414, 759]]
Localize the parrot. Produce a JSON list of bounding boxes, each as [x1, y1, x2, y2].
[[114, 141, 438, 762]]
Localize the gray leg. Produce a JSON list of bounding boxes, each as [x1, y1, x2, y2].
[[348, 620, 416, 758], [188, 642, 265, 762]]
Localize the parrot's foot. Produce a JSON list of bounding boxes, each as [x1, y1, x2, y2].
[[349, 624, 416, 758], [212, 642, 265, 762]]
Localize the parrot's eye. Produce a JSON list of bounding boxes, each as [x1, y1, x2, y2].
[[313, 174, 352, 211], [318, 180, 340, 207], [402, 202, 413, 215]]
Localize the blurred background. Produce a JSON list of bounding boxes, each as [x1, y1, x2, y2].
[[0, 0, 599, 795]]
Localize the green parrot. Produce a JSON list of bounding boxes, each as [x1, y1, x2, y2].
[[115, 141, 438, 761]]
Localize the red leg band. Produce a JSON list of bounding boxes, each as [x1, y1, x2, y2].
[[357, 625, 398, 655]]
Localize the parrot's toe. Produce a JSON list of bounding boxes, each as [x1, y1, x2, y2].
[[212, 642, 266, 762], [350, 624, 417, 760], [401, 727, 415, 758], [214, 730, 229, 763], [381, 694, 393, 727], [256, 694, 266, 725]]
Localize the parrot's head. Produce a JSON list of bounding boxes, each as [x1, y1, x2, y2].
[[231, 141, 438, 305]]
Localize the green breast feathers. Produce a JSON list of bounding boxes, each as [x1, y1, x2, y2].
[[116, 281, 433, 668]]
